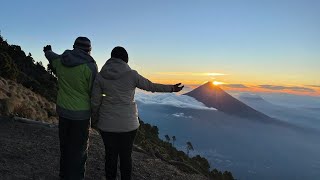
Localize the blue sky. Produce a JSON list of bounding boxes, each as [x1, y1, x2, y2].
[[1, 0, 319, 88]]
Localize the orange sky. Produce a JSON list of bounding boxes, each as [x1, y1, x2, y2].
[[220, 85, 320, 97], [145, 72, 320, 96]]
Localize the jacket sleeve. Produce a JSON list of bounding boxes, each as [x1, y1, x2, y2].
[[87, 62, 98, 92], [134, 71, 173, 92], [45, 50, 60, 69], [91, 75, 103, 125]]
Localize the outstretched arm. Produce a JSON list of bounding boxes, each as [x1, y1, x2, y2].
[[135, 71, 184, 93]]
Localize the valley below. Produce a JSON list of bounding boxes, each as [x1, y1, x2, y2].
[[136, 90, 320, 180]]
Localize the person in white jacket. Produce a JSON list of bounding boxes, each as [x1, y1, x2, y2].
[[91, 46, 183, 180]]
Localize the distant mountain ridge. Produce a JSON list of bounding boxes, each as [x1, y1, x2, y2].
[[184, 82, 271, 120], [237, 93, 267, 102]]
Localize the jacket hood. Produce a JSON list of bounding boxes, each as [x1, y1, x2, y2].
[[100, 58, 132, 80], [61, 48, 95, 67]]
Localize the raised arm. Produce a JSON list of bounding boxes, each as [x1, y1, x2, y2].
[[134, 71, 184, 93], [43, 45, 60, 68]]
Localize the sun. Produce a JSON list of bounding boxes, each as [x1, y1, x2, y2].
[[212, 81, 224, 86]]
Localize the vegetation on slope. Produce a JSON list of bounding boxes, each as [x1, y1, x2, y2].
[[0, 35, 57, 102]]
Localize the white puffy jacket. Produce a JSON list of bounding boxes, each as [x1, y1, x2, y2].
[[91, 58, 173, 132]]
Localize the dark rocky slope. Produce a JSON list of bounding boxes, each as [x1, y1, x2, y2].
[[185, 82, 271, 120]]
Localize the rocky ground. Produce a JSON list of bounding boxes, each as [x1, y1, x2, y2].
[[0, 116, 207, 180]]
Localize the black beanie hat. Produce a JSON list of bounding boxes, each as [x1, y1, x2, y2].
[[111, 46, 128, 63], [73, 37, 91, 52]]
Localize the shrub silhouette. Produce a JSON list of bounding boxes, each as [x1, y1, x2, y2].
[[186, 141, 194, 156], [0, 52, 19, 80], [172, 136, 176, 147], [164, 134, 170, 142]]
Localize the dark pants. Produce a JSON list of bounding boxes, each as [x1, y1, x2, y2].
[[59, 117, 90, 180], [100, 130, 137, 180]]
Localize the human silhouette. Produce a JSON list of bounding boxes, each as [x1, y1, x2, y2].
[[44, 37, 98, 180], [91, 46, 183, 180]]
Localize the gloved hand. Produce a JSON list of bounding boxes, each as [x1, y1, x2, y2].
[[172, 83, 184, 92], [43, 45, 52, 52]]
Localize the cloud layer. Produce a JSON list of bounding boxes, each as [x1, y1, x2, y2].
[[155, 72, 226, 76], [259, 85, 315, 92], [307, 85, 320, 88], [223, 84, 248, 88], [135, 91, 217, 110]]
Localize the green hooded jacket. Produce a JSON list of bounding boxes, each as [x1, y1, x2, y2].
[[45, 49, 98, 120]]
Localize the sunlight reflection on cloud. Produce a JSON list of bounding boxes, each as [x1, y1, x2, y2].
[[135, 91, 217, 110]]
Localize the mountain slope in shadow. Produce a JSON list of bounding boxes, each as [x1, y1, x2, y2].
[[184, 82, 271, 120]]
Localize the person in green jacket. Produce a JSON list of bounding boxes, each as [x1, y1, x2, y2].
[[43, 37, 98, 180]]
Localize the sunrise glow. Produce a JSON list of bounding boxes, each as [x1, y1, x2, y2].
[[213, 81, 225, 86], [2, 1, 318, 97]]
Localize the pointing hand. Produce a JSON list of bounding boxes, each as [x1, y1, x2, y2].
[[172, 83, 184, 92]]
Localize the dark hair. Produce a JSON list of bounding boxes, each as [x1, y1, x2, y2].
[[111, 46, 128, 63]]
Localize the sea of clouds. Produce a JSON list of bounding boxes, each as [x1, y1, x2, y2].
[[134, 91, 217, 111]]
